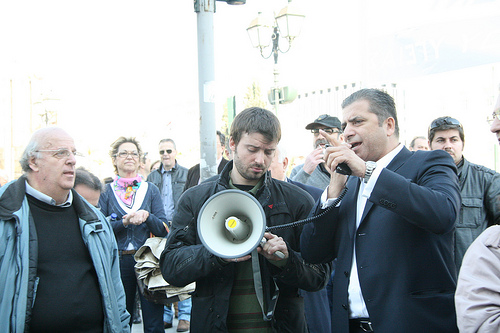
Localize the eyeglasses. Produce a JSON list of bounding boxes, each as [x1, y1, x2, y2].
[[114, 151, 140, 159], [429, 117, 463, 131], [311, 128, 341, 135], [487, 109, 500, 125], [159, 149, 173, 155], [36, 149, 84, 159]]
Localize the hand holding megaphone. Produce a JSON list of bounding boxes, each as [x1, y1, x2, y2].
[[321, 129, 365, 178], [258, 232, 287, 260]]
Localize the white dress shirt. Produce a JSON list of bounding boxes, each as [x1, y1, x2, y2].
[[25, 181, 73, 207], [321, 143, 404, 318]]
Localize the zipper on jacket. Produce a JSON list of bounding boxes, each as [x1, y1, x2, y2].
[[32, 277, 40, 308], [14, 215, 22, 235]]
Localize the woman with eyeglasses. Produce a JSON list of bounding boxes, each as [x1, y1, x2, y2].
[[99, 136, 167, 333]]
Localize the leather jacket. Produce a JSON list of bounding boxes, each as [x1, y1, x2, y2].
[[455, 158, 500, 270], [160, 161, 331, 332], [146, 160, 188, 216]]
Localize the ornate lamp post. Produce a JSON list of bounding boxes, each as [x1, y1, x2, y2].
[[247, 0, 305, 114]]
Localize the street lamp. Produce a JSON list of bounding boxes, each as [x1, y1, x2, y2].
[[247, 0, 305, 114]]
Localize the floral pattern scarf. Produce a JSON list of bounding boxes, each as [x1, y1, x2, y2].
[[112, 175, 142, 209]]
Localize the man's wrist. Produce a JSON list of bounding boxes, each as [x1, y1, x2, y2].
[[364, 161, 377, 183]]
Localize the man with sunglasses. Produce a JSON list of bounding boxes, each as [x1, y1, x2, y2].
[[147, 139, 188, 225], [146, 138, 191, 331], [290, 114, 343, 190], [429, 116, 500, 271], [0, 127, 130, 332]]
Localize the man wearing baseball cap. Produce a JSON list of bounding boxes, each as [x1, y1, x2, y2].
[[290, 114, 342, 189]]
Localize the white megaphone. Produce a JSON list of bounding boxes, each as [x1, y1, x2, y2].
[[198, 189, 275, 259]]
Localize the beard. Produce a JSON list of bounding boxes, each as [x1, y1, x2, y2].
[[233, 151, 267, 182], [314, 138, 328, 149]]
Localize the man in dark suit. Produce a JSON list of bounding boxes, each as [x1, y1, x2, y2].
[[184, 131, 229, 191], [300, 88, 461, 333]]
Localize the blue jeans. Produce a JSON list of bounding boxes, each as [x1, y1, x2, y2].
[[163, 298, 192, 323], [120, 253, 164, 333]]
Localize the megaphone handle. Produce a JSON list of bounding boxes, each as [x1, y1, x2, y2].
[[260, 237, 285, 259]]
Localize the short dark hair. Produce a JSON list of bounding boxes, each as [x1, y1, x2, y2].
[[158, 138, 176, 149], [342, 88, 400, 137], [109, 137, 142, 174], [74, 167, 103, 192], [428, 116, 465, 144], [217, 131, 225, 147], [230, 107, 281, 146], [410, 136, 427, 148]]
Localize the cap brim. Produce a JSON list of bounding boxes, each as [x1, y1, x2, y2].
[[305, 122, 324, 130]]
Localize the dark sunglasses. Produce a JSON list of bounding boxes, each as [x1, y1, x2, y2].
[[159, 149, 173, 155], [429, 117, 463, 131]]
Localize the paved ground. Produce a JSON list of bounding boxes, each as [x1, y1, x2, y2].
[[131, 316, 183, 333]]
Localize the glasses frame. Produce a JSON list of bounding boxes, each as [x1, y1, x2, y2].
[[114, 151, 140, 159], [487, 109, 500, 125], [311, 128, 341, 135], [36, 149, 83, 159]]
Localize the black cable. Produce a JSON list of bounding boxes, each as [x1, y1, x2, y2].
[[266, 183, 349, 232]]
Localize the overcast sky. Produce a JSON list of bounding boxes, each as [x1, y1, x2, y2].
[[1, 0, 500, 178]]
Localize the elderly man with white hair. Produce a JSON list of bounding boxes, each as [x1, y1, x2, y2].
[[0, 127, 129, 332]]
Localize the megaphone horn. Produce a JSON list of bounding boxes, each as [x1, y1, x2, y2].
[[198, 189, 266, 259]]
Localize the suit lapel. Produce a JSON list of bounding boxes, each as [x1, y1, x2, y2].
[[360, 197, 374, 224], [358, 147, 411, 224], [385, 146, 411, 173], [345, 176, 361, 239]]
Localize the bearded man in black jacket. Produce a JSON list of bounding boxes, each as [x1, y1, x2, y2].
[[160, 107, 331, 333]]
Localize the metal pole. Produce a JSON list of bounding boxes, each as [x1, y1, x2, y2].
[[272, 26, 280, 115], [195, 0, 217, 182], [273, 64, 279, 115]]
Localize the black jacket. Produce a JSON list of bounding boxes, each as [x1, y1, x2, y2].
[[146, 161, 188, 216], [160, 161, 331, 332], [183, 158, 229, 192]]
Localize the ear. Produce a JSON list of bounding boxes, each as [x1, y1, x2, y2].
[[229, 137, 236, 152], [29, 155, 39, 172], [385, 117, 396, 137], [282, 157, 289, 171]]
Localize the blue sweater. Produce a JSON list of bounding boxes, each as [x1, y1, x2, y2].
[[99, 182, 168, 250]]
